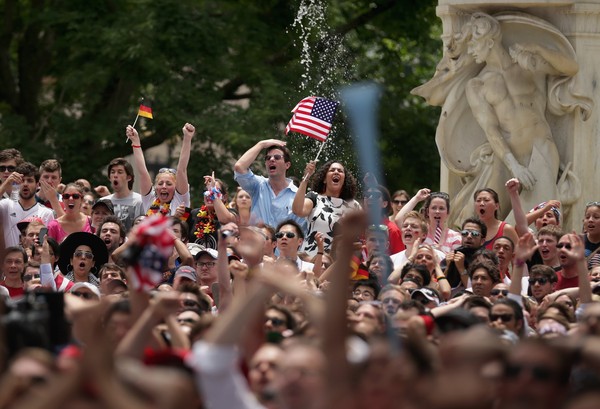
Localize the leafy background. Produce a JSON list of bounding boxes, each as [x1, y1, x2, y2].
[[0, 0, 441, 203]]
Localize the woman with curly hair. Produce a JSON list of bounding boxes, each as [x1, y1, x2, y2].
[[292, 160, 360, 257]]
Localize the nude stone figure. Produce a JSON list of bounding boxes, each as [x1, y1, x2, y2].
[[413, 12, 592, 227]]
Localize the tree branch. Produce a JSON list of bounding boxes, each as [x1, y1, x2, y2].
[[334, 0, 399, 37]]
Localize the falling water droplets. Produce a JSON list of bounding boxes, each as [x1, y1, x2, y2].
[[288, 0, 357, 174]]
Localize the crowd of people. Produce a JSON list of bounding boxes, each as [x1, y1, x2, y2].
[[0, 124, 600, 409]]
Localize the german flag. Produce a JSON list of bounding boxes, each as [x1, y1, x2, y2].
[[350, 254, 369, 281], [138, 102, 153, 119]]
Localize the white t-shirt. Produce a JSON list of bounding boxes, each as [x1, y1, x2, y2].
[[142, 188, 190, 216], [0, 199, 54, 247], [390, 248, 446, 271]]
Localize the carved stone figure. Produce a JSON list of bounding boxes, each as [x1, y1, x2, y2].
[[413, 11, 592, 227]]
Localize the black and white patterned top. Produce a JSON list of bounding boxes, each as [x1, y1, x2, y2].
[[301, 191, 361, 257]]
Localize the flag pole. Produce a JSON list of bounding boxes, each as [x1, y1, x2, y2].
[[126, 98, 144, 143], [303, 139, 327, 182], [313, 139, 326, 163]]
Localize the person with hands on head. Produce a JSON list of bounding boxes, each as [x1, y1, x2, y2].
[[292, 159, 360, 257], [234, 138, 306, 232], [395, 188, 461, 255], [126, 123, 192, 217], [388, 211, 444, 282]]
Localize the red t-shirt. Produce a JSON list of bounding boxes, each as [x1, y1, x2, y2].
[[0, 281, 25, 298], [555, 270, 579, 290], [384, 219, 405, 255]]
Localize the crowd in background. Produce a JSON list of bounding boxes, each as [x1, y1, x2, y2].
[[0, 125, 600, 409]]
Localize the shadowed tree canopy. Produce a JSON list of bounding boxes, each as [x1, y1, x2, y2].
[[0, 0, 440, 201]]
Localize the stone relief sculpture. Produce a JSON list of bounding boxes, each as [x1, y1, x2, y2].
[[413, 11, 593, 227]]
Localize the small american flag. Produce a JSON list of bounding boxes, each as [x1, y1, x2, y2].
[[285, 96, 339, 142], [128, 215, 175, 291]]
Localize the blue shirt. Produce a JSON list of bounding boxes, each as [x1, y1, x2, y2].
[[234, 169, 307, 232]]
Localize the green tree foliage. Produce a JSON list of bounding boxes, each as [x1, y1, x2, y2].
[[0, 0, 440, 200]]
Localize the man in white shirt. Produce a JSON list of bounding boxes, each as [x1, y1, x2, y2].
[[0, 162, 54, 247]]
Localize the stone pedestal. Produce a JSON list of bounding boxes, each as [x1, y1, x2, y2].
[[420, 1, 600, 230]]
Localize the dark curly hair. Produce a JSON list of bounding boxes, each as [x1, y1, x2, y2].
[[309, 160, 357, 201]]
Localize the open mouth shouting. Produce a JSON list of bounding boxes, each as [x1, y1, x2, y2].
[[159, 190, 170, 201]]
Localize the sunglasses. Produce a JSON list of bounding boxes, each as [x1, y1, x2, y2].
[[265, 317, 286, 326], [71, 291, 96, 300], [490, 289, 509, 296], [557, 243, 571, 250], [393, 199, 408, 205], [430, 192, 450, 199], [158, 168, 176, 174], [460, 229, 481, 238], [586, 201, 600, 208], [73, 250, 94, 260], [490, 313, 514, 322], [23, 273, 41, 282], [62, 193, 82, 200], [275, 231, 296, 239], [83, 199, 94, 205], [0, 166, 16, 172], [265, 154, 283, 161], [197, 261, 216, 268], [529, 277, 549, 285], [505, 363, 558, 383]]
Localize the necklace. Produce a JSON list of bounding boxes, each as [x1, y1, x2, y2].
[[146, 198, 170, 217], [194, 206, 217, 240]]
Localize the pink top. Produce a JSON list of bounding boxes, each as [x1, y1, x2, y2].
[[48, 217, 93, 243]]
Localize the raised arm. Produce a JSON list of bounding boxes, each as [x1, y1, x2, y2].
[[175, 123, 194, 195], [510, 232, 538, 296], [292, 161, 317, 217], [126, 125, 152, 196], [205, 173, 236, 224], [394, 188, 429, 228], [233, 139, 286, 174], [505, 178, 528, 237], [563, 233, 592, 304]]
